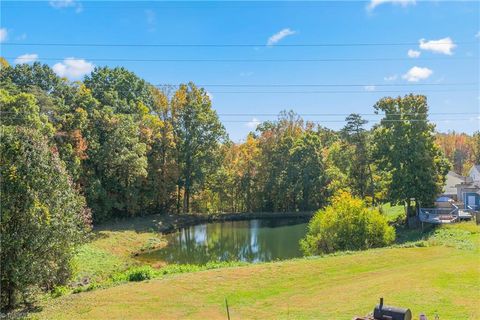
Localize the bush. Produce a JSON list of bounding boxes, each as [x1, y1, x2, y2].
[[300, 192, 395, 255], [0, 127, 90, 311], [126, 266, 154, 282]]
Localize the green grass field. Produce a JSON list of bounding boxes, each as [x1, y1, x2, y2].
[[33, 221, 480, 320]]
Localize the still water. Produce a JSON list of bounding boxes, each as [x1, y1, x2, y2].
[[140, 218, 308, 264]]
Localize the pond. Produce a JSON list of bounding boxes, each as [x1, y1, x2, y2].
[[138, 218, 309, 264]]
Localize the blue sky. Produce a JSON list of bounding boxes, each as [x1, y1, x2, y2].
[[1, 0, 479, 141]]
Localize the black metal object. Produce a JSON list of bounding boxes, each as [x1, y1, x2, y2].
[[373, 298, 412, 320]]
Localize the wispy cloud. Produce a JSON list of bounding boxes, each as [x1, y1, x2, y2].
[[49, 0, 83, 13], [52, 58, 94, 80], [14, 53, 39, 64], [402, 66, 433, 82], [0, 28, 7, 42], [364, 85, 376, 92], [407, 49, 421, 58], [419, 37, 456, 55], [367, 0, 416, 11], [384, 74, 398, 81], [145, 9, 156, 32], [246, 118, 261, 129], [267, 28, 296, 46], [475, 31, 480, 38]]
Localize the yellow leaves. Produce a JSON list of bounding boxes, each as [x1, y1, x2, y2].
[[74, 107, 88, 120], [32, 198, 51, 224], [136, 102, 149, 116], [7, 165, 17, 181]]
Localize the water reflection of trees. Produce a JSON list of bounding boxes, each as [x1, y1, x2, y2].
[[143, 219, 307, 264]]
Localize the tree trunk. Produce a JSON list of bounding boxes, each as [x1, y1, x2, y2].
[[176, 185, 181, 214]]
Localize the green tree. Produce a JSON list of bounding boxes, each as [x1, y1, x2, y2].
[[0, 62, 73, 99], [372, 95, 450, 221], [0, 126, 90, 311], [255, 111, 304, 211], [0, 89, 54, 137], [171, 83, 227, 213], [84, 111, 148, 221], [341, 114, 376, 203], [289, 130, 328, 210], [84, 66, 154, 114], [300, 192, 395, 255], [140, 88, 178, 213]]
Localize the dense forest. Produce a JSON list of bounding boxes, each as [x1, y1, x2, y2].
[[2, 60, 473, 223], [1, 58, 479, 310]]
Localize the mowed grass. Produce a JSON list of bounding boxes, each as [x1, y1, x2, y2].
[[37, 222, 480, 320]]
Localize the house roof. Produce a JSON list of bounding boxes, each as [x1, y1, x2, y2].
[[443, 171, 464, 195]]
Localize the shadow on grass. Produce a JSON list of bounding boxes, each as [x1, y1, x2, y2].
[[93, 214, 166, 233], [4, 305, 44, 319], [395, 224, 437, 244]]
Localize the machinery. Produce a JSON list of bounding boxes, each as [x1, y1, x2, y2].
[[353, 298, 412, 320]]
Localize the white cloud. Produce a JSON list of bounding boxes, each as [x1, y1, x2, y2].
[[407, 49, 421, 58], [267, 28, 296, 46], [364, 85, 376, 92], [402, 66, 433, 82], [14, 53, 39, 64], [52, 58, 94, 80], [246, 118, 261, 129], [419, 37, 456, 55], [475, 31, 480, 38], [0, 28, 7, 42], [367, 0, 416, 11], [384, 74, 398, 81], [49, 0, 83, 13]]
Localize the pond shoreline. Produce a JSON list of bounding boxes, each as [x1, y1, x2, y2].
[[156, 211, 314, 234], [95, 211, 314, 235]]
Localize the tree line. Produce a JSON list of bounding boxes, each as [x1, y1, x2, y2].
[[2, 58, 476, 310]]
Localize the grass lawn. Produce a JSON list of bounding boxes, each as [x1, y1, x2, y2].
[[35, 222, 480, 320]]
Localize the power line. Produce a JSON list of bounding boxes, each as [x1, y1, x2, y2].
[[195, 89, 476, 94], [2, 111, 477, 116], [1, 117, 476, 123], [216, 112, 479, 116], [154, 83, 477, 88], [3, 41, 476, 48], [221, 119, 478, 123], [1, 2, 479, 10], [6, 56, 477, 63]]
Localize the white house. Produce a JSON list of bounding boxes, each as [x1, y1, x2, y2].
[[441, 165, 480, 209]]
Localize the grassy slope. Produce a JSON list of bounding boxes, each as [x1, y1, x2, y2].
[[37, 223, 480, 320], [72, 205, 403, 283], [72, 228, 165, 283]]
